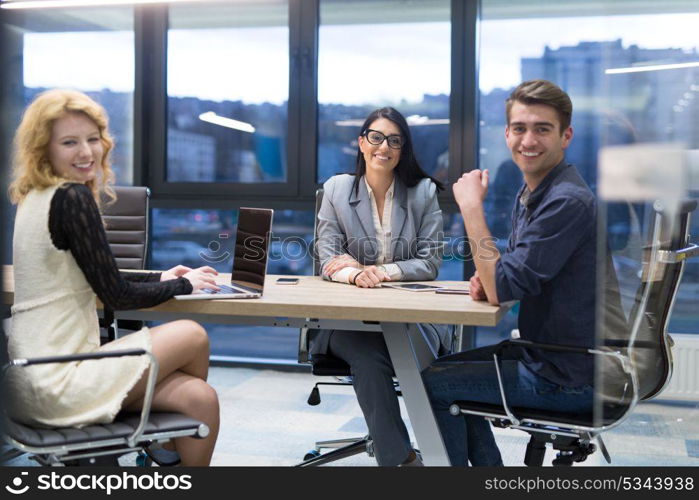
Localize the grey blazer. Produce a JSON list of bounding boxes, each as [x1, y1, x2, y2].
[[310, 174, 449, 357], [316, 174, 443, 281]]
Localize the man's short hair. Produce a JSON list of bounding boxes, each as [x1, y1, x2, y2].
[[505, 80, 573, 132]]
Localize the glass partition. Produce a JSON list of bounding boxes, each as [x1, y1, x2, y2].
[[478, 0, 699, 343], [596, 143, 698, 464]]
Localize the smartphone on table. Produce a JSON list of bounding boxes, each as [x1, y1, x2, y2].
[[435, 288, 470, 295], [382, 283, 444, 292], [276, 277, 300, 285]]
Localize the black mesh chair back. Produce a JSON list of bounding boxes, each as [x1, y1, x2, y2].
[[300, 188, 352, 375], [312, 188, 324, 276], [625, 200, 697, 400], [298, 188, 326, 365], [99, 186, 150, 340], [451, 199, 698, 466]]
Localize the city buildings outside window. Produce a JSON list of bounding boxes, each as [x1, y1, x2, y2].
[[317, 0, 450, 184], [15, 11, 134, 184], [2, 7, 134, 264], [167, 1, 288, 184]]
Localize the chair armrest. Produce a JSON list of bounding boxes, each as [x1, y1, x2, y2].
[[658, 243, 699, 263], [499, 338, 633, 374], [5, 348, 159, 448], [9, 348, 146, 367], [485, 339, 634, 426], [603, 339, 663, 349], [496, 338, 593, 355]]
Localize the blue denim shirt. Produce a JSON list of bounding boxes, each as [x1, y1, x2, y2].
[[495, 161, 597, 387]]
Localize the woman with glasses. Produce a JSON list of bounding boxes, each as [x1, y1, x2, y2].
[[311, 107, 448, 466]]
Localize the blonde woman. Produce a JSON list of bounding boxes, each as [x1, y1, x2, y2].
[[7, 89, 220, 466]]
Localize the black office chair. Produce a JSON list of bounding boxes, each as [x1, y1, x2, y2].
[[1, 186, 207, 467], [299, 355, 382, 465], [100, 186, 151, 342], [1, 340, 208, 466], [295, 189, 374, 465], [450, 199, 698, 466]]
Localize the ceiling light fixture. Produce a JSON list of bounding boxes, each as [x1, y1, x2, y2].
[[334, 117, 449, 127], [605, 61, 699, 75], [0, 0, 217, 9], [199, 111, 255, 134]]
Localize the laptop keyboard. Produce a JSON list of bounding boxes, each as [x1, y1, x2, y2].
[[202, 284, 246, 295]]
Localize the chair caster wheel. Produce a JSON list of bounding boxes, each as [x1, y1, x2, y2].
[[303, 450, 320, 461], [136, 452, 152, 467]]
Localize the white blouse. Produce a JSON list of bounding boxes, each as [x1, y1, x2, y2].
[[331, 177, 403, 283]]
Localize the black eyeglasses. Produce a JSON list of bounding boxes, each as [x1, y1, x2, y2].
[[362, 129, 405, 149]]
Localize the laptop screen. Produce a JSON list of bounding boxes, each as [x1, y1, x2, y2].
[[230, 208, 273, 292]]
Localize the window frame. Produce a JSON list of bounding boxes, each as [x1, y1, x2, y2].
[[131, 0, 477, 212], [135, 3, 299, 200]]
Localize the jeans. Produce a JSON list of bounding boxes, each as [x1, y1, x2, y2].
[[422, 343, 593, 466]]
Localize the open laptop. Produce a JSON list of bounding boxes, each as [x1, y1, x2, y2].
[[174, 207, 274, 300]]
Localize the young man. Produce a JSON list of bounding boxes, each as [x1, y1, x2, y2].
[[423, 80, 599, 466]]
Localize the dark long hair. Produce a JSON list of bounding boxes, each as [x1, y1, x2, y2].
[[352, 107, 444, 195]]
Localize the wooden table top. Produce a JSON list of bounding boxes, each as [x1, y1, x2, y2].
[[2, 265, 512, 326]]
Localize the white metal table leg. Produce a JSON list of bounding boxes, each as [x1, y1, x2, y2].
[[381, 322, 451, 466]]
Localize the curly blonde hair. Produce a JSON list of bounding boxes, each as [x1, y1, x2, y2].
[[8, 89, 116, 207]]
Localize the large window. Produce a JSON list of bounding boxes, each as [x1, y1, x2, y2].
[[317, 0, 450, 184], [21, 10, 134, 185], [1, 7, 134, 264], [167, 1, 288, 184], [441, 213, 467, 281]]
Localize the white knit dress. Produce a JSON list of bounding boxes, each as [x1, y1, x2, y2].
[[7, 185, 152, 428]]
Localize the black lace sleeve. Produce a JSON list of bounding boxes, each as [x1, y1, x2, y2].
[[49, 184, 193, 309], [121, 271, 162, 283]]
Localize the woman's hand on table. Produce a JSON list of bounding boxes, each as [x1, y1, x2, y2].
[[323, 254, 363, 277], [351, 265, 390, 288]]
